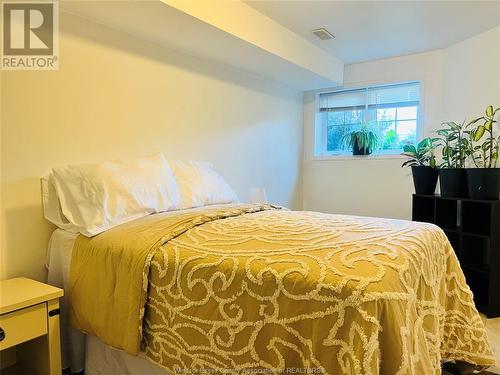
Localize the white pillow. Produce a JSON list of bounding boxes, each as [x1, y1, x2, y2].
[[169, 160, 239, 209], [41, 174, 79, 233], [51, 153, 181, 236]]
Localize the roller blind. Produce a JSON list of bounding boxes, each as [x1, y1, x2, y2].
[[319, 82, 419, 112], [319, 88, 365, 112]]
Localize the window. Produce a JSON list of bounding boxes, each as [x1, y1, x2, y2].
[[315, 82, 420, 156]]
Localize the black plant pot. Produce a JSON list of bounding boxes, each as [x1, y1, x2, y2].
[[411, 166, 438, 195], [439, 168, 468, 198], [466, 168, 500, 200], [353, 143, 371, 155]]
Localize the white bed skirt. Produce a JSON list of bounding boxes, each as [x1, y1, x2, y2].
[[46, 229, 86, 373], [86, 334, 169, 375]]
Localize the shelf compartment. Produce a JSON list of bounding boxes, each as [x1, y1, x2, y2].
[[462, 201, 491, 236], [444, 230, 460, 254], [460, 234, 490, 273], [412, 195, 435, 223], [436, 199, 459, 230], [463, 268, 489, 312]]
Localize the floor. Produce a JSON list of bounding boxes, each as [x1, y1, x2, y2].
[[484, 315, 500, 374]]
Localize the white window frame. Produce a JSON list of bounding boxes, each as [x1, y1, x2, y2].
[[314, 81, 421, 159]]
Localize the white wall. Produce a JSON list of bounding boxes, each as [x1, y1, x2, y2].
[[443, 26, 500, 122], [0, 11, 303, 281], [303, 26, 500, 220]]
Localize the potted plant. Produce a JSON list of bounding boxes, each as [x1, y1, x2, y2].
[[436, 121, 470, 198], [465, 105, 500, 199], [401, 137, 439, 195], [340, 126, 378, 155]]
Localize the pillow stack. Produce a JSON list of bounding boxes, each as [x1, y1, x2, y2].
[[43, 154, 239, 236]]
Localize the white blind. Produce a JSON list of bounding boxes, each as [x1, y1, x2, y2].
[[319, 89, 365, 112], [367, 82, 419, 109], [319, 82, 419, 112]]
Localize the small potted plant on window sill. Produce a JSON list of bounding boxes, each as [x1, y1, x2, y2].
[[401, 137, 439, 195], [340, 126, 379, 156], [465, 105, 500, 200], [436, 121, 470, 198]]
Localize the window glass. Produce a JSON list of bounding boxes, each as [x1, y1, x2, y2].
[[316, 82, 420, 156], [397, 106, 417, 120]]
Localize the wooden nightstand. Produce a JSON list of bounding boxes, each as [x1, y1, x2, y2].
[[0, 278, 64, 375]]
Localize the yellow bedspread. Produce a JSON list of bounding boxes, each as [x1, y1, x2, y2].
[[69, 204, 495, 375]]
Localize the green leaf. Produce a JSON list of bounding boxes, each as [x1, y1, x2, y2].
[[486, 105, 494, 117], [403, 145, 416, 154], [417, 138, 431, 149], [485, 120, 493, 131], [436, 129, 450, 136], [466, 117, 484, 127], [473, 126, 486, 142], [401, 160, 417, 168]]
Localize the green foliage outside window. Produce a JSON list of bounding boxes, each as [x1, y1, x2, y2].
[[325, 106, 418, 153]]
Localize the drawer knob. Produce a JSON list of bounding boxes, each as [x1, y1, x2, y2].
[[0, 327, 4, 342]]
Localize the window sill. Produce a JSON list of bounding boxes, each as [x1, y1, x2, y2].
[[311, 153, 405, 161]]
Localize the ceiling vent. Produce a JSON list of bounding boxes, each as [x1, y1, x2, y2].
[[311, 28, 335, 40]]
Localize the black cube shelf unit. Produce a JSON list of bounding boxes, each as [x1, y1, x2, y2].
[[412, 194, 500, 318]]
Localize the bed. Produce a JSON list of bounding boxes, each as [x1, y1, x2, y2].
[[49, 203, 495, 375], [43, 154, 495, 374]]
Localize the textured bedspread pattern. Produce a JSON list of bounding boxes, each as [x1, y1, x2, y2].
[[69, 204, 494, 375]]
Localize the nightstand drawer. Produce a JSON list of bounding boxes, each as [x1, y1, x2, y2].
[[0, 303, 47, 350]]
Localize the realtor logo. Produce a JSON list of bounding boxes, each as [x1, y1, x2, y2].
[[1, 1, 59, 70]]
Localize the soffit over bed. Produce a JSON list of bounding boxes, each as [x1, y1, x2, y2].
[[60, 0, 344, 91]]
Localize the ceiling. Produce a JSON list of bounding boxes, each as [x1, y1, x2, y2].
[[245, 1, 500, 64]]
